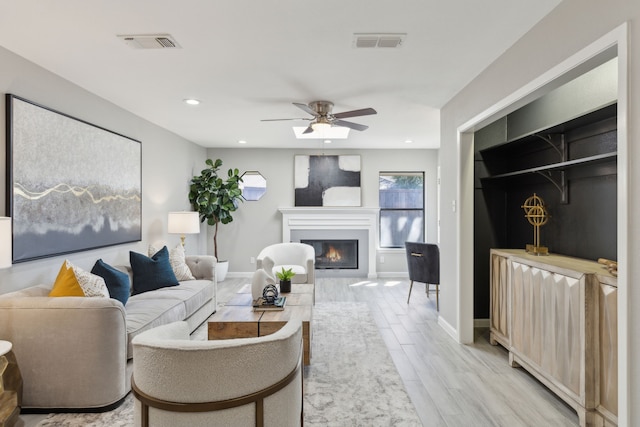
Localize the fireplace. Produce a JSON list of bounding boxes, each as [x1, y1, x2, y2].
[[301, 239, 358, 270], [280, 207, 379, 278]]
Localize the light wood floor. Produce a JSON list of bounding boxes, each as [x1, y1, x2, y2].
[[218, 276, 578, 426], [21, 276, 579, 427], [312, 276, 579, 427]]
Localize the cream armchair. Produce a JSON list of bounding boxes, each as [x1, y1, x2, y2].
[[256, 243, 315, 285], [131, 320, 303, 427]]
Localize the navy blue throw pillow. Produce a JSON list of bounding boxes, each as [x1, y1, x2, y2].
[[91, 259, 130, 306], [130, 246, 179, 295]]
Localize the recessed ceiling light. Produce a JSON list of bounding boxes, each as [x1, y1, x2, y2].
[[238, 140, 247, 144], [184, 99, 200, 105], [324, 140, 332, 144], [404, 139, 413, 144]]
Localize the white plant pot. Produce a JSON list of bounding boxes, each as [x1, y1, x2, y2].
[[216, 260, 229, 282]]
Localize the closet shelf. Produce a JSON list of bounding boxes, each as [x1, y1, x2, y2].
[[480, 151, 616, 181]]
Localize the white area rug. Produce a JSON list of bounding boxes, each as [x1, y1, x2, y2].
[[304, 302, 421, 426], [38, 302, 420, 426], [37, 397, 133, 427]]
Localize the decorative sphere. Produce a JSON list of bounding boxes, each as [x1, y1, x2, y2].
[[262, 284, 279, 304], [522, 194, 549, 227]]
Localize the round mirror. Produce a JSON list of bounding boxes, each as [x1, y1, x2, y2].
[[241, 171, 267, 201]]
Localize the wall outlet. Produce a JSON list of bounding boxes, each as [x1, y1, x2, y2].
[[250, 256, 255, 264], [379, 255, 385, 263]]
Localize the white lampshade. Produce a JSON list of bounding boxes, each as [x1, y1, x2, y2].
[[168, 212, 201, 235], [0, 217, 12, 268]]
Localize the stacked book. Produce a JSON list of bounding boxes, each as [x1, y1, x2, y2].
[[252, 296, 287, 311]]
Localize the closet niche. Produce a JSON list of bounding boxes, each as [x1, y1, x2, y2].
[[475, 57, 618, 426]]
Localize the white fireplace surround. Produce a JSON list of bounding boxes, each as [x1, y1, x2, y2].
[[279, 207, 379, 278]]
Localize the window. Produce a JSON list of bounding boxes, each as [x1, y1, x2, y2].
[[379, 172, 424, 248]]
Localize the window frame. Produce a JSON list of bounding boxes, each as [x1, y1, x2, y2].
[[378, 171, 425, 249]]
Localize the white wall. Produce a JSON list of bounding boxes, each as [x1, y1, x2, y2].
[[203, 147, 438, 276], [438, 0, 639, 423], [0, 46, 207, 294], [0, 44, 437, 295]]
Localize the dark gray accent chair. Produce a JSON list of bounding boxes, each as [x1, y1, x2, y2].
[[405, 242, 440, 310]]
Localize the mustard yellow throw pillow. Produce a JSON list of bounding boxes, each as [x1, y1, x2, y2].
[[49, 260, 85, 297], [48, 260, 110, 297]]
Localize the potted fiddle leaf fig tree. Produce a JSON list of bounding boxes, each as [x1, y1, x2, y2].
[[189, 158, 243, 281]]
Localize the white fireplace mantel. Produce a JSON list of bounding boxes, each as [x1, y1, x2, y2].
[[279, 207, 379, 278]]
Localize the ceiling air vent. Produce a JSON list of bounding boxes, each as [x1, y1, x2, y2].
[[117, 34, 181, 49], [353, 33, 406, 49]]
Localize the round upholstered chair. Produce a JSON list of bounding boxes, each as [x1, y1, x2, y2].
[[131, 320, 303, 427], [256, 243, 315, 285]]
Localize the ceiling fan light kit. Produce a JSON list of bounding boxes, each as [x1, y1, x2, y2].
[[262, 100, 377, 139], [292, 126, 350, 139], [310, 117, 331, 133]]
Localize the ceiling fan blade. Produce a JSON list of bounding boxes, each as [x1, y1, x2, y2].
[[332, 107, 377, 119], [293, 102, 320, 117], [302, 125, 314, 134], [260, 117, 310, 122], [333, 119, 369, 131]]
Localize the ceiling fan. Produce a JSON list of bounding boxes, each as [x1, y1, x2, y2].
[[261, 101, 377, 134]]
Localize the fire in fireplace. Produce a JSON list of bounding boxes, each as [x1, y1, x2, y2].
[[301, 239, 358, 270]]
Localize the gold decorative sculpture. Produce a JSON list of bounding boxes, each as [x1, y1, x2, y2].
[[521, 193, 549, 255], [0, 341, 22, 427]]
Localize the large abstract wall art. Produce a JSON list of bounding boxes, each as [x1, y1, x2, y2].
[[294, 155, 361, 207], [6, 95, 142, 262]]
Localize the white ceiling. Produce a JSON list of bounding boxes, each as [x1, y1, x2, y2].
[[0, 0, 561, 150]]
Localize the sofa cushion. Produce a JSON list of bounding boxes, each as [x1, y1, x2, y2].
[[91, 259, 130, 306], [138, 280, 214, 318], [49, 261, 85, 297], [130, 246, 179, 295], [124, 279, 214, 358], [124, 296, 186, 359]]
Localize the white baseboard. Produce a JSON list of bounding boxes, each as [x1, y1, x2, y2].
[[474, 318, 490, 328], [376, 272, 409, 278], [225, 271, 409, 279], [437, 315, 459, 342], [224, 272, 253, 279]]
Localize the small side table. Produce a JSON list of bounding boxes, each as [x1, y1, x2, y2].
[[0, 340, 22, 427]]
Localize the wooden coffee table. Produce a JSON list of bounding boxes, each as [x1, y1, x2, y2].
[[208, 283, 313, 365]]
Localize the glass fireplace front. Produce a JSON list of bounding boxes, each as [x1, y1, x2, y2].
[[301, 239, 358, 270]]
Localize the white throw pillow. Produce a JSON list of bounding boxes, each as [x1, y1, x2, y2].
[[67, 260, 109, 298], [149, 243, 195, 281]]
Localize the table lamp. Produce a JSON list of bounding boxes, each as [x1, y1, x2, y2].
[[168, 212, 200, 247]]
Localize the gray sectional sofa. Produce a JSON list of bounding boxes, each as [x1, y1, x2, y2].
[[0, 255, 216, 412]]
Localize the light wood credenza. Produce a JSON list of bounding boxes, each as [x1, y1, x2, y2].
[[489, 249, 617, 427]]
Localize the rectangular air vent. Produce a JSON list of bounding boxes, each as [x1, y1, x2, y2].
[[353, 33, 406, 49], [117, 34, 181, 49]]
